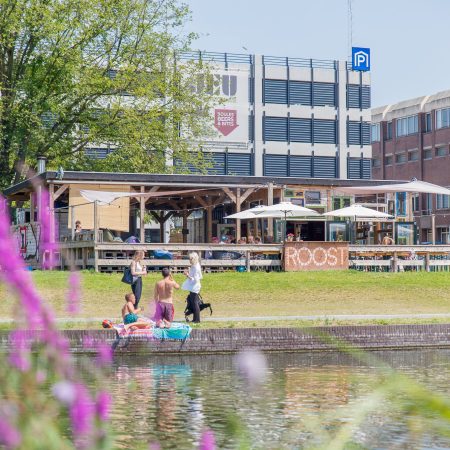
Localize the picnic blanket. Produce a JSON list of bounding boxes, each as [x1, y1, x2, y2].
[[113, 320, 191, 341]]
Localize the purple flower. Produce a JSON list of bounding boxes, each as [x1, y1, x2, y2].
[[96, 391, 111, 422], [70, 384, 95, 432], [199, 429, 216, 450], [96, 343, 113, 366], [67, 271, 82, 314], [149, 443, 162, 450], [234, 349, 268, 384], [0, 417, 21, 449], [52, 381, 77, 405], [8, 330, 31, 372]]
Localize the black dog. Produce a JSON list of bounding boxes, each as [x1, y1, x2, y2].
[[184, 294, 213, 322]]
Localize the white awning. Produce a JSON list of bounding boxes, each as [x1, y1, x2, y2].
[[339, 179, 450, 195], [79, 189, 207, 206], [323, 204, 393, 220]]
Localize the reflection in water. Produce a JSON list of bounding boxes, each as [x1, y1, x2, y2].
[[84, 350, 450, 449]]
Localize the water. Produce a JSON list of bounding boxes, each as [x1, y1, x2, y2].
[[87, 349, 450, 449]]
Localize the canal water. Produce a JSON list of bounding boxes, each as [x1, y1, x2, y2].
[[90, 349, 450, 449]]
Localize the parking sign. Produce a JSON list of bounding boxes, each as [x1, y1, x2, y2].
[[352, 47, 370, 71]]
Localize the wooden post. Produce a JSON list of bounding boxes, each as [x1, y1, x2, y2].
[[71, 206, 75, 240], [392, 251, 398, 272], [139, 186, 145, 243], [30, 191, 35, 223], [182, 211, 188, 244], [206, 203, 213, 243], [236, 188, 241, 240], [267, 182, 274, 238], [425, 252, 430, 272], [93, 200, 99, 272], [245, 250, 251, 272], [431, 214, 436, 245]]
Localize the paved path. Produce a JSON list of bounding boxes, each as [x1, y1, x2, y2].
[[1, 313, 450, 324]]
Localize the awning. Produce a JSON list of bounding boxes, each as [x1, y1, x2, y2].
[[339, 179, 450, 195], [80, 189, 207, 206]]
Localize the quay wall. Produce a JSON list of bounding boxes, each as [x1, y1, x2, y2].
[[0, 324, 449, 355]]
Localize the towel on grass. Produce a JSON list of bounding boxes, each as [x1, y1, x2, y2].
[[113, 320, 191, 341]]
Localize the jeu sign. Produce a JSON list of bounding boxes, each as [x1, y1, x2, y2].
[[284, 242, 349, 271]]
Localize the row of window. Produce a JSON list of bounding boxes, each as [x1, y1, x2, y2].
[[262, 154, 371, 179], [372, 108, 450, 142], [380, 146, 449, 166], [263, 116, 370, 145], [263, 80, 370, 109], [174, 153, 253, 176]]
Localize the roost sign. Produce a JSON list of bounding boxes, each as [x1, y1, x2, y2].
[[284, 242, 349, 271]]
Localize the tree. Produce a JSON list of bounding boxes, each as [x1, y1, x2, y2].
[[0, 0, 216, 188]]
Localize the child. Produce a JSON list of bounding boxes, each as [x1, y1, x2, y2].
[[121, 293, 150, 332]]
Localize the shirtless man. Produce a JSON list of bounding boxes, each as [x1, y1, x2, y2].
[[382, 234, 394, 245], [121, 293, 150, 332], [154, 268, 180, 328]]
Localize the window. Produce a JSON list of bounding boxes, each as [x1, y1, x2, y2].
[[396, 115, 418, 137], [424, 148, 432, 160], [348, 121, 371, 145], [385, 155, 393, 165], [386, 121, 392, 140], [408, 150, 419, 161], [412, 194, 419, 212], [395, 153, 407, 164], [305, 191, 321, 205], [437, 194, 450, 209], [371, 123, 380, 142], [436, 146, 447, 157], [424, 193, 432, 214], [425, 113, 432, 132], [436, 108, 450, 129], [372, 158, 381, 168], [347, 84, 371, 109]]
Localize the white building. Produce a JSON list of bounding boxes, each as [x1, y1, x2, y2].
[[179, 51, 372, 180]]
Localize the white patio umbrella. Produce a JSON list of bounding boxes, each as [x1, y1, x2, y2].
[[254, 202, 319, 241], [224, 205, 266, 219], [323, 204, 393, 220], [339, 179, 450, 195]]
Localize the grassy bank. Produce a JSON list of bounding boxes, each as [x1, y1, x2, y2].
[[1, 270, 450, 327]]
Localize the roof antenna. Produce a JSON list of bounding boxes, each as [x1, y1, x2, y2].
[[347, 0, 353, 60]]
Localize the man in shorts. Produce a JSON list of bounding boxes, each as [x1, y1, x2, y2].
[[154, 268, 180, 328]]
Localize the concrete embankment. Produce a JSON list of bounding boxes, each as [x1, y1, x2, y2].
[[1, 324, 449, 355]]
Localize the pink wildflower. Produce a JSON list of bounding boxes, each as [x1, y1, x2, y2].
[[70, 384, 95, 447], [149, 443, 161, 450], [67, 271, 82, 314], [95, 391, 111, 422], [0, 417, 21, 449], [199, 429, 216, 450], [234, 349, 268, 384], [8, 330, 31, 372]]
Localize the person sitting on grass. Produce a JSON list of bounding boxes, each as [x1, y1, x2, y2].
[[122, 293, 150, 332]]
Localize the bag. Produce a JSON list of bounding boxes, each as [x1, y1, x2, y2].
[[121, 266, 133, 284]]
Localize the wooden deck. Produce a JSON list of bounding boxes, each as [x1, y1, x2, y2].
[[56, 241, 450, 273]]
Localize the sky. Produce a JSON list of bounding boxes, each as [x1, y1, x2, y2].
[[184, 0, 450, 107]]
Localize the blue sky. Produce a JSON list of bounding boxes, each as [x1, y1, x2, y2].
[[184, 0, 450, 107]]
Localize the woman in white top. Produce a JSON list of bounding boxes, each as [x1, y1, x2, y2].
[[130, 250, 147, 308], [182, 252, 203, 323]]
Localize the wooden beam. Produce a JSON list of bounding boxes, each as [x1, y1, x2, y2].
[[139, 186, 145, 243], [196, 196, 209, 209], [223, 187, 236, 203], [236, 188, 241, 240], [240, 187, 256, 204], [52, 184, 68, 201]]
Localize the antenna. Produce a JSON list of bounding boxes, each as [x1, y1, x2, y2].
[[347, 0, 353, 60]]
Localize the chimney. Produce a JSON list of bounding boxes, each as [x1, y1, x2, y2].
[[37, 156, 47, 174]]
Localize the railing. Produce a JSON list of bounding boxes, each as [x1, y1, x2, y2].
[[58, 242, 450, 272], [349, 245, 450, 272]]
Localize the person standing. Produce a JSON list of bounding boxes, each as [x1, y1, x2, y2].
[[153, 268, 180, 328], [130, 250, 147, 308], [182, 252, 203, 323]]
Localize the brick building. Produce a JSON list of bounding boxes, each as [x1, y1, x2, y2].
[[371, 90, 450, 243]]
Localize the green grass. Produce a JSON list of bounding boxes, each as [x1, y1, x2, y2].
[[1, 270, 450, 328]]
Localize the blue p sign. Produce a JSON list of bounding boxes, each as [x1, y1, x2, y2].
[[352, 47, 370, 71]]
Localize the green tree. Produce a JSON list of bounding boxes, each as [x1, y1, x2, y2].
[[0, 0, 216, 188]]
